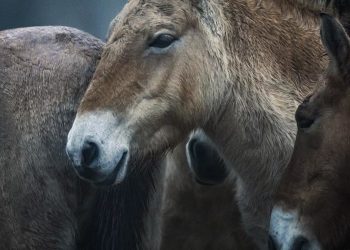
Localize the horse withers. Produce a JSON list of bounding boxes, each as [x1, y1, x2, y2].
[[269, 14, 350, 250]]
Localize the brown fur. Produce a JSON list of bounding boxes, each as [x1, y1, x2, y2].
[[274, 14, 350, 250], [257, 0, 328, 27], [70, 0, 331, 248], [160, 144, 256, 250], [274, 0, 329, 13]]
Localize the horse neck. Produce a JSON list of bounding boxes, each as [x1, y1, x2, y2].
[[203, 0, 326, 195]]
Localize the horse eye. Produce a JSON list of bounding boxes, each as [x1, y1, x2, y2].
[[295, 95, 317, 129], [295, 107, 315, 129], [297, 116, 315, 129], [149, 34, 177, 49]]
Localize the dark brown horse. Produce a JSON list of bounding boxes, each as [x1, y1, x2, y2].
[[269, 13, 350, 250]]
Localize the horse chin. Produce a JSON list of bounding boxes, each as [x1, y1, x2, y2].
[[97, 151, 130, 186]]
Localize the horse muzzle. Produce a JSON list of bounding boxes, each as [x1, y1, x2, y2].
[[66, 110, 130, 186], [269, 206, 321, 250]]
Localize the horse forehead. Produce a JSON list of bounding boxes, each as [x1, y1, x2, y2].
[[126, 0, 193, 17], [146, 1, 177, 15], [110, 1, 193, 40]]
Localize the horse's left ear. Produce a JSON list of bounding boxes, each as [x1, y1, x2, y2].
[[320, 13, 350, 70]]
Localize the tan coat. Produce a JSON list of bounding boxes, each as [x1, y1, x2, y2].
[[68, 0, 332, 249]]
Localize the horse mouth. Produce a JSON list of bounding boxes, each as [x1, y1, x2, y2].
[[74, 151, 129, 186], [97, 151, 129, 186]]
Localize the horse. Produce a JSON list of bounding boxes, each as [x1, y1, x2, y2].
[[66, 0, 333, 248], [269, 13, 350, 250]]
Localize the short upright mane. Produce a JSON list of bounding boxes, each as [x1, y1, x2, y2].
[[256, 0, 331, 25], [284, 0, 330, 11]]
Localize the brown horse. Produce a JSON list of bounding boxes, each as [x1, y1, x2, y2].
[[269, 13, 350, 250], [66, 0, 331, 248]]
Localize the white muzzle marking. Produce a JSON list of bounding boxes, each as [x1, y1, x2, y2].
[[269, 207, 321, 250], [66, 110, 130, 184]]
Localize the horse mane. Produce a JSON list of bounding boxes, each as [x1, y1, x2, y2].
[[282, 0, 330, 12], [267, 0, 330, 14], [273, 0, 350, 21], [251, 0, 331, 26]]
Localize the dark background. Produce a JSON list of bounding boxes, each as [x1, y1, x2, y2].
[[0, 0, 127, 39]]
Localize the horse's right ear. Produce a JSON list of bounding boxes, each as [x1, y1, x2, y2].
[[186, 130, 228, 186], [320, 13, 350, 70]]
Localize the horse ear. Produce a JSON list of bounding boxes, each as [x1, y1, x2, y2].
[[320, 13, 350, 70], [186, 130, 228, 186]]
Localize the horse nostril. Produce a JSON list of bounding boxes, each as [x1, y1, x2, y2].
[[291, 236, 310, 250], [81, 141, 99, 167], [268, 235, 277, 250]]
